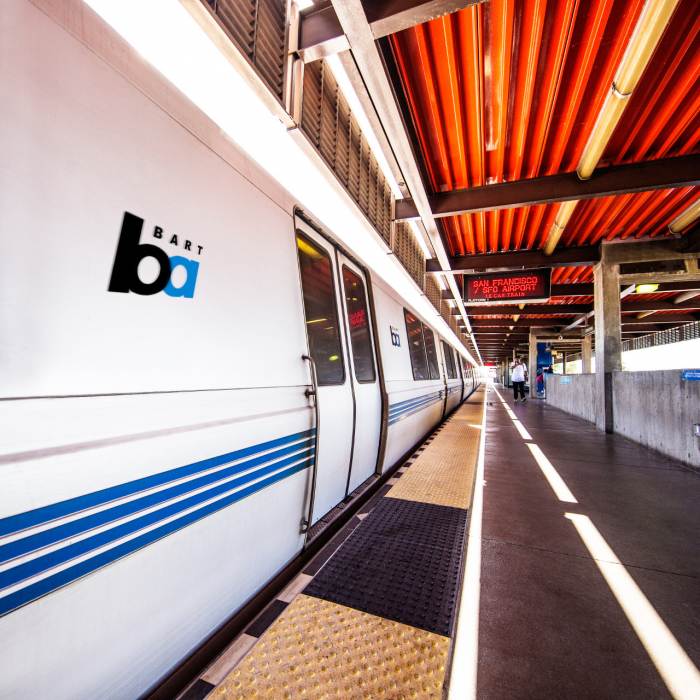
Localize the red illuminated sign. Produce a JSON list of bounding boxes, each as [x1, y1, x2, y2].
[[349, 309, 367, 328], [464, 268, 551, 304]]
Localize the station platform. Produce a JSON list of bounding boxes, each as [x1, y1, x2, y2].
[[176, 384, 700, 700], [178, 389, 485, 699], [481, 386, 700, 699]]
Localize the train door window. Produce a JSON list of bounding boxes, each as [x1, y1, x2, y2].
[[404, 309, 429, 380], [442, 341, 456, 379], [297, 234, 345, 385], [423, 326, 441, 380], [341, 266, 376, 383]]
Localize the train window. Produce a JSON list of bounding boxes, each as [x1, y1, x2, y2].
[[442, 341, 457, 379], [423, 327, 441, 380], [297, 234, 345, 385], [342, 266, 376, 383], [404, 309, 429, 380]]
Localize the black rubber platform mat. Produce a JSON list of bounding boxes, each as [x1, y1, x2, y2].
[[305, 498, 467, 637]]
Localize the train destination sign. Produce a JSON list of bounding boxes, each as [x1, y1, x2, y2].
[[464, 268, 551, 304]]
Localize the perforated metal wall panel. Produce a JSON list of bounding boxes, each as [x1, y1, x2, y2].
[[393, 221, 424, 289], [204, 0, 286, 99], [301, 59, 393, 245]]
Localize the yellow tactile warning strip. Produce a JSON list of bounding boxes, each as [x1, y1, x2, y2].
[[197, 388, 486, 700], [385, 391, 484, 509], [211, 594, 450, 700]]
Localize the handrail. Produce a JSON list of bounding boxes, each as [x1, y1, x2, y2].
[[301, 354, 320, 545]]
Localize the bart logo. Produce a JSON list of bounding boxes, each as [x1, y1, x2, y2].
[[108, 212, 202, 298]]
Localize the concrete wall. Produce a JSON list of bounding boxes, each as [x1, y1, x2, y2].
[[613, 370, 700, 468], [544, 373, 597, 424]]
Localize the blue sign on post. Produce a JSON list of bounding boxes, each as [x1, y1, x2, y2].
[[681, 369, 700, 381]]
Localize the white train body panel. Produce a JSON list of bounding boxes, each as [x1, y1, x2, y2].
[[0, 2, 478, 698], [371, 279, 446, 470]]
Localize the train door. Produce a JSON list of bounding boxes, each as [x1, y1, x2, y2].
[[439, 338, 449, 418], [296, 227, 354, 523], [338, 254, 382, 493]]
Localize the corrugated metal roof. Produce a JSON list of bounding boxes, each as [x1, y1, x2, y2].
[[388, 0, 699, 254], [385, 0, 699, 346]]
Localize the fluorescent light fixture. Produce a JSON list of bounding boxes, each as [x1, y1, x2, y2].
[[578, 0, 679, 179], [526, 443, 578, 503], [669, 197, 700, 233], [448, 390, 488, 699], [636, 283, 659, 294], [82, 0, 474, 361], [295, 0, 315, 9], [544, 199, 579, 255], [566, 513, 700, 699]]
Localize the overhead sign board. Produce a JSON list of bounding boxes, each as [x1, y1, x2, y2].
[[464, 268, 551, 305]]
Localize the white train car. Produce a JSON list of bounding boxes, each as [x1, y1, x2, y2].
[[0, 3, 478, 698]]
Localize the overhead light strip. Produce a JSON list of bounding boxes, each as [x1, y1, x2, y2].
[[543, 0, 680, 256]]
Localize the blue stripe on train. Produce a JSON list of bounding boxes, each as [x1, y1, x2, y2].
[[0, 438, 314, 565], [388, 390, 443, 426], [0, 448, 314, 590], [388, 390, 442, 415], [0, 429, 315, 537], [0, 458, 313, 617], [388, 396, 436, 420]]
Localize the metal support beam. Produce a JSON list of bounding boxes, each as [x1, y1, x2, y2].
[[602, 237, 700, 265], [615, 313, 699, 325], [330, 0, 481, 363], [299, 0, 481, 61], [395, 154, 700, 220], [459, 304, 590, 315], [470, 319, 574, 328], [429, 246, 600, 273]]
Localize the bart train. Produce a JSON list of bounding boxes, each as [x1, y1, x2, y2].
[[0, 3, 479, 697]]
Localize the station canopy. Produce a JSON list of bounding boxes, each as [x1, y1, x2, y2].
[[301, 0, 699, 363]]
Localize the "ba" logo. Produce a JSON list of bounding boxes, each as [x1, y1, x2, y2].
[[108, 212, 201, 299]]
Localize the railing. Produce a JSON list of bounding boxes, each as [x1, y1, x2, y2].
[[622, 320, 700, 352]]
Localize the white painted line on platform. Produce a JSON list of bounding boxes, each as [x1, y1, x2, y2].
[[511, 420, 533, 441], [566, 513, 700, 700], [526, 444, 578, 503], [448, 387, 488, 700]]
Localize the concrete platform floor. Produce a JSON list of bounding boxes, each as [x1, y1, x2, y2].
[[477, 385, 700, 699]]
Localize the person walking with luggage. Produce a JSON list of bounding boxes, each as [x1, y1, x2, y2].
[[511, 357, 528, 402]]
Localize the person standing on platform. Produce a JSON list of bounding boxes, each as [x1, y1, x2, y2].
[[511, 357, 528, 402]]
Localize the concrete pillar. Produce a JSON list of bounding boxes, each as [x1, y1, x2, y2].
[[582, 335, 592, 373], [594, 256, 622, 433], [528, 331, 537, 398]]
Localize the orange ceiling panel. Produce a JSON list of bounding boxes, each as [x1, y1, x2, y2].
[[551, 266, 593, 283], [388, 0, 700, 257]]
